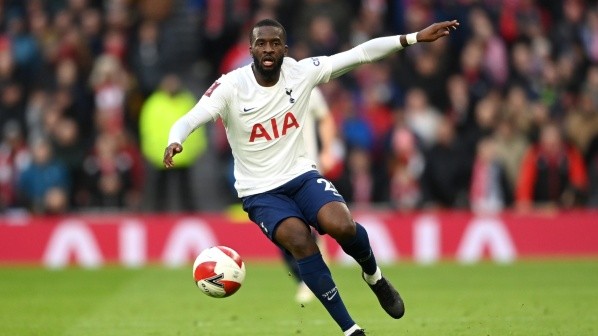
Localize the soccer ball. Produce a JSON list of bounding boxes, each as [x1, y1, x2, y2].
[[192, 246, 246, 298]]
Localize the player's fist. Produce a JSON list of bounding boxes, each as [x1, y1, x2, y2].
[[163, 143, 183, 168], [417, 20, 459, 42]]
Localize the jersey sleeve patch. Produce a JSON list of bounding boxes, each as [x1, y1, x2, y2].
[[299, 56, 331, 85], [204, 81, 221, 97]]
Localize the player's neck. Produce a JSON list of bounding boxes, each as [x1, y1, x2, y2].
[[251, 64, 280, 87]]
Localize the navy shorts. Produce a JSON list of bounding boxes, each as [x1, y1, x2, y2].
[[242, 170, 345, 243]]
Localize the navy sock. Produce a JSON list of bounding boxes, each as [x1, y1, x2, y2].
[[297, 252, 355, 332], [281, 248, 301, 282], [340, 223, 378, 275]]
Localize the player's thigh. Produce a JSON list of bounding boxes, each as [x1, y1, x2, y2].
[[293, 171, 353, 234], [242, 192, 308, 243]]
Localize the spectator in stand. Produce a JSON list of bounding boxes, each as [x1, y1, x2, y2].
[[292, 0, 354, 52], [130, 20, 163, 97], [0, 81, 26, 135], [462, 92, 501, 164], [355, 62, 397, 156], [89, 54, 129, 135], [516, 123, 588, 211], [494, 117, 529, 192], [565, 72, 598, 154], [0, 33, 26, 132], [498, 0, 544, 43], [305, 15, 341, 56], [469, 136, 512, 214], [445, 74, 474, 133], [115, 129, 146, 210], [17, 137, 69, 214], [80, 7, 104, 57], [503, 85, 534, 140], [0, 37, 18, 85], [80, 132, 134, 210], [341, 93, 374, 153], [49, 117, 86, 207], [459, 39, 492, 102], [404, 87, 442, 149], [53, 57, 94, 139], [555, 51, 586, 101], [386, 116, 424, 210], [0, 121, 30, 211], [537, 59, 563, 114], [581, 7, 598, 63], [350, 0, 385, 45], [334, 147, 375, 207], [582, 65, 598, 107], [421, 117, 469, 208], [397, 37, 450, 111], [507, 41, 538, 97], [551, 0, 586, 57], [139, 74, 207, 212], [4, 8, 41, 82], [469, 7, 509, 88], [585, 133, 598, 207]]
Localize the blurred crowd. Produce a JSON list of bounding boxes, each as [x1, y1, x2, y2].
[[1, 0, 598, 215]]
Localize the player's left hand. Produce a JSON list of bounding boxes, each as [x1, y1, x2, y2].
[[417, 20, 459, 42], [163, 143, 183, 168]]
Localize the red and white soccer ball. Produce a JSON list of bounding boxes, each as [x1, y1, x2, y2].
[[192, 246, 246, 298]]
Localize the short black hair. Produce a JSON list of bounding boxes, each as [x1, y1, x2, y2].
[[249, 18, 287, 44]]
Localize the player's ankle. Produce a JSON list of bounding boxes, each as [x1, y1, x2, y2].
[[343, 324, 362, 336], [362, 266, 382, 285]]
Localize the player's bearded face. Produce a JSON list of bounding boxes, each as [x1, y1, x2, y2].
[[252, 51, 284, 79], [250, 26, 287, 81]]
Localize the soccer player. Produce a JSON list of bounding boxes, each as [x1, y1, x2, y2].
[[164, 18, 459, 336]]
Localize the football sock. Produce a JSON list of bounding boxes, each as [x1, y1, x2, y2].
[[281, 248, 302, 282], [339, 223, 378, 275], [363, 266, 382, 285], [297, 252, 355, 332]]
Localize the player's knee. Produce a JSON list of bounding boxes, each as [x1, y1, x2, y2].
[[326, 219, 356, 242], [275, 219, 318, 259], [284, 236, 318, 259], [318, 202, 356, 241]]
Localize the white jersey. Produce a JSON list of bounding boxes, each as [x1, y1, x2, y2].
[[169, 34, 406, 197], [196, 57, 332, 197]]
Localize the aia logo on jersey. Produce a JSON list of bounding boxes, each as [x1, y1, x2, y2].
[[204, 81, 221, 97], [249, 111, 299, 142]]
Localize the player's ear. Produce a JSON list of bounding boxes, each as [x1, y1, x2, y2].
[[284, 45, 288, 56]]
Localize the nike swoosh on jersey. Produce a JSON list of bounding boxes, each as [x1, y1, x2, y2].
[[243, 107, 257, 112]]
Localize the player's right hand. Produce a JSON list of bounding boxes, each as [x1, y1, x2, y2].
[[163, 143, 183, 168]]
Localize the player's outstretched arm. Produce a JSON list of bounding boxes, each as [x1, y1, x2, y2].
[[163, 142, 183, 168], [328, 20, 459, 78]]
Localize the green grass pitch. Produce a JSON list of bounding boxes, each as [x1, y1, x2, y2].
[[1, 260, 597, 335]]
